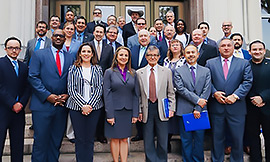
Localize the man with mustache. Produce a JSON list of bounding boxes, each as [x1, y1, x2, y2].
[[24, 21, 51, 65], [86, 8, 108, 34], [73, 16, 94, 44], [231, 33, 251, 60], [46, 15, 61, 38]]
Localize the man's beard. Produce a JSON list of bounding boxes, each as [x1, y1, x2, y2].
[[94, 17, 101, 22]]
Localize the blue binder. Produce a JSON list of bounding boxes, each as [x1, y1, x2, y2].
[[162, 98, 170, 118], [182, 111, 211, 131]]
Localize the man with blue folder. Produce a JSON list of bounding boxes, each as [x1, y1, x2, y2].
[[174, 44, 211, 162]]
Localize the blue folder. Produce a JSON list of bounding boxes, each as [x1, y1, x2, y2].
[[182, 111, 211, 131], [162, 98, 170, 118]]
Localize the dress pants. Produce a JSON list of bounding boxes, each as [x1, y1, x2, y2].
[[0, 109, 25, 162], [31, 107, 68, 162], [210, 114, 245, 162], [95, 107, 105, 138], [66, 112, 75, 139], [70, 109, 101, 162], [246, 107, 270, 162], [143, 101, 168, 162], [179, 116, 205, 162]]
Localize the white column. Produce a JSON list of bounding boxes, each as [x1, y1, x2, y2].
[[203, 0, 262, 45], [0, 0, 36, 58]]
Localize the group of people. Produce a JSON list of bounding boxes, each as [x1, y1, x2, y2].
[[0, 7, 269, 162]]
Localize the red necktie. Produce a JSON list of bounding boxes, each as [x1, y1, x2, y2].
[[56, 50, 62, 76], [149, 68, 157, 103]]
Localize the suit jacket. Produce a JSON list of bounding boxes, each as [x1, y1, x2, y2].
[[130, 44, 149, 70], [137, 64, 176, 123], [157, 39, 170, 65], [247, 58, 270, 115], [104, 38, 122, 53], [64, 39, 81, 60], [198, 43, 218, 66], [72, 32, 94, 43], [242, 49, 252, 60], [103, 68, 140, 119], [205, 56, 253, 115], [123, 22, 136, 46], [24, 37, 51, 65], [86, 21, 108, 34], [0, 56, 30, 110], [90, 40, 114, 73], [127, 34, 157, 49], [66, 65, 103, 111], [28, 47, 74, 111], [174, 64, 211, 116]]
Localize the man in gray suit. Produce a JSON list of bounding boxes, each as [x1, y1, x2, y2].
[[24, 21, 51, 65], [174, 44, 211, 162], [127, 17, 156, 49], [137, 45, 175, 162], [205, 38, 253, 162]]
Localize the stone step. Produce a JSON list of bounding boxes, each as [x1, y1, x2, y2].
[[2, 151, 253, 162], [3, 137, 183, 155]]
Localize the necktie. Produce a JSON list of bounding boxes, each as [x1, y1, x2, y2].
[[223, 58, 228, 79], [97, 41, 101, 60], [56, 50, 62, 76], [168, 40, 171, 47], [77, 33, 81, 41], [190, 66, 196, 85], [109, 42, 112, 46], [149, 68, 157, 103], [12, 60, 19, 76], [159, 32, 162, 41], [234, 50, 241, 58], [34, 38, 42, 51]]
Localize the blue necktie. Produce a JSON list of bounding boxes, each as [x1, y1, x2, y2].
[[34, 38, 42, 51], [190, 66, 196, 85], [12, 60, 19, 76]]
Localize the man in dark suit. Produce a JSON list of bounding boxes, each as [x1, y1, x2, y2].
[[73, 16, 94, 44], [90, 24, 114, 143], [59, 9, 75, 29], [174, 44, 211, 162], [192, 29, 218, 66], [154, 18, 165, 42], [205, 38, 253, 162], [198, 21, 218, 50], [231, 33, 251, 60], [157, 25, 175, 65], [137, 45, 175, 162], [105, 25, 122, 53], [24, 21, 51, 65], [122, 9, 143, 46], [86, 8, 108, 34], [28, 29, 74, 162], [246, 40, 270, 162], [0, 37, 30, 162]]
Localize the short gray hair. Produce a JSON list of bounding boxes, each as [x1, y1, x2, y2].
[[166, 10, 175, 17], [146, 45, 160, 55]]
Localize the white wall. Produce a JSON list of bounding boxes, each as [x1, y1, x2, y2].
[[203, 0, 262, 47], [0, 0, 36, 59]]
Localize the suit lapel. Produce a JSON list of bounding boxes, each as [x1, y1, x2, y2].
[[157, 65, 164, 93], [140, 68, 149, 96], [226, 56, 236, 81], [114, 68, 126, 84], [216, 57, 226, 81], [198, 44, 205, 61], [48, 48, 61, 77], [183, 64, 195, 88]]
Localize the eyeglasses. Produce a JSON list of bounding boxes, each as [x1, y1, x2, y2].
[[222, 24, 232, 27], [137, 23, 146, 26], [6, 47, 21, 51], [146, 54, 159, 57], [93, 12, 101, 15], [52, 34, 65, 38], [108, 31, 118, 35]]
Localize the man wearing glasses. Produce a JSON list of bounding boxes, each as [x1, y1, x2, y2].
[[0, 37, 30, 162], [86, 8, 108, 34], [137, 45, 175, 161], [24, 21, 51, 65], [28, 29, 74, 162]]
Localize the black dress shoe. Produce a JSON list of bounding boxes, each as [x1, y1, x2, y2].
[[69, 139, 75, 143], [29, 125, 34, 130], [97, 137, 107, 143], [131, 135, 143, 141]]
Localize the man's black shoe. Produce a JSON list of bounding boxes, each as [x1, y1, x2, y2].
[[131, 135, 143, 141]]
